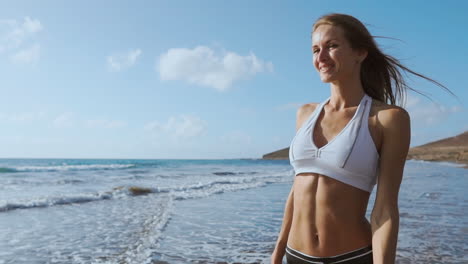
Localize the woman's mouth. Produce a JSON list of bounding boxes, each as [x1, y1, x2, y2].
[[319, 65, 334, 73]]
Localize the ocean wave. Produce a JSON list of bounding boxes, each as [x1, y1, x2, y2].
[[55, 179, 85, 184], [10, 164, 136, 172], [169, 176, 290, 200], [0, 174, 290, 213], [212, 171, 237, 176], [111, 197, 173, 264], [212, 171, 258, 176], [0, 193, 113, 212], [2, 178, 85, 187], [0, 167, 18, 173]]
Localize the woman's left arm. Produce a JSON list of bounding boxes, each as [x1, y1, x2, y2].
[[371, 107, 411, 264]]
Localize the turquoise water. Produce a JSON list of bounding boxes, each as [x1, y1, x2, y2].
[[0, 159, 466, 263]]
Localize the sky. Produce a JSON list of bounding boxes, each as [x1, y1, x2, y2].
[[0, 0, 467, 159]]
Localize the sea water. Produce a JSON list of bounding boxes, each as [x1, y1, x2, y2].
[[0, 159, 466, 263]]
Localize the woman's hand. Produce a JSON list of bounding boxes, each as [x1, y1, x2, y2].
[[271, 249, 284, 264]]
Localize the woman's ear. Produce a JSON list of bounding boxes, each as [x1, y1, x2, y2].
[[358, 49, 368, 63]]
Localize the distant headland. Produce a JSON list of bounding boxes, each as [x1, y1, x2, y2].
[[262, 131, 468, 168]]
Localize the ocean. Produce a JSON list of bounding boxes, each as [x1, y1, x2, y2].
[[0, 159, 466, 264]]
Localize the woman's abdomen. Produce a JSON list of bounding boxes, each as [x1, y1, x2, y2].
[[288, 173, 372, 257]]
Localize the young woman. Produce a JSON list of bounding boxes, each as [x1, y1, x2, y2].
[[271, 13, 451, 264]]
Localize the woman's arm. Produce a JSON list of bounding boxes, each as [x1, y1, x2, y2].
[[271, 104, 312, 263], [271, 186, 294, 264], [371, 107, 411, 264]]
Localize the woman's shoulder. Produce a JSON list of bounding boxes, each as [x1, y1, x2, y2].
[[295, 103, 320, 131], [296, 102, 320, 116], [296, 102, 322, 121], [371, 100, 410, 131]]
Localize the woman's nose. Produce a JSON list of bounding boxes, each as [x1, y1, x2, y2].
[[317, 49, 329, 62]]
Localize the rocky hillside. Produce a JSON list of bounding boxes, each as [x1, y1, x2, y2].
[[407, 131, 468, 167], [262, 147, 289, 160]]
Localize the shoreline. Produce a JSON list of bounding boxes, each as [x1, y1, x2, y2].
[[406, 146, 468, 169], [406, 158, 468, 169]]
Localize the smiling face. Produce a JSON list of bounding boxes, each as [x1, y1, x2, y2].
[[312, 24, 366, 84]]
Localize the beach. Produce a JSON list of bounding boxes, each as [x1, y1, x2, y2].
[[0, 159, 467, 263]]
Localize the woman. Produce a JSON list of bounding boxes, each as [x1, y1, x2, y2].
[[271, 13, 451, 264]]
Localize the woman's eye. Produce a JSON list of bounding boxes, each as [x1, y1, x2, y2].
[[313, 44, 337, 54]]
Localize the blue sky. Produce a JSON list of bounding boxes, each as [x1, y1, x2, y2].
[[0, 1, 467, 159]]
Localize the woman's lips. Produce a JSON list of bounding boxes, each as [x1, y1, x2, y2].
[[319, 65, 334, 73]]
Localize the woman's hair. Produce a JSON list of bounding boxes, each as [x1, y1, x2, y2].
[[312, 13, 453, 106]]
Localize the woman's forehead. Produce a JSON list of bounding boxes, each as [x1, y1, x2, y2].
[[312, 25, 344, 46]]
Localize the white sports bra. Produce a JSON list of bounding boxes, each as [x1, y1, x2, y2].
[[289, 93, 380, 193]]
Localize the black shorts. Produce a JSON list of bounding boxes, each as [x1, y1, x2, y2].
[[285, 244, 373, 264]]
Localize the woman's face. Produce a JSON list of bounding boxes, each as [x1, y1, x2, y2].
[[312, 24, 365, 83]]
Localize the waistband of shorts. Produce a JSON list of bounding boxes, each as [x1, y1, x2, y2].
[[285, 244, 372, 263]]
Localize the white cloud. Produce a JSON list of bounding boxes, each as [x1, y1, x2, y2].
[[22, 17, 43, 33], [145, 114, 207, 139], [0, 17, 43, 57], [86, 119, 127, 129], [53, 112, 75, 128], [10, 44, 40, 65], [107, 49, 142, 72], [156, 45, 274, 91], [405, 94, 464, 126]]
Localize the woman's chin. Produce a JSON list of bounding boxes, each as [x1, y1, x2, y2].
[[320, 77, 334, 83], [318, 72, 336, 83]]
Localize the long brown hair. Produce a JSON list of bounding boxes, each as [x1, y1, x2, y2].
[[312, 13, 454, 106]]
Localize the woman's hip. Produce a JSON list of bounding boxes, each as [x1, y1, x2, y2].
[[285, 244, 373, 264]]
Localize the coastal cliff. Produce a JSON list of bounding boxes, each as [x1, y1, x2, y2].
[[406, 131, 468, 167], [263, 131, 468, 168]]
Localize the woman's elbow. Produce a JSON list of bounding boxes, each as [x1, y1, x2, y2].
[[371, 206, 399, 227]]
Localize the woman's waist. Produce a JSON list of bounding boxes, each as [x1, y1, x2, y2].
[[288, 216, 372, 257], [291, 208, 371, 236]]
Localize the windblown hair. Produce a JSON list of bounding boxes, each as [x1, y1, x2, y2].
[[312, 13, 453, 106]]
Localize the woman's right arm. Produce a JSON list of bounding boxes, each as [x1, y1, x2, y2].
[[271, 104, 313, 263], [271, 186, 294, 264]]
